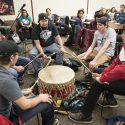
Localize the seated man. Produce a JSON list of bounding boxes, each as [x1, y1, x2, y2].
[[45, 8, 55, 24], [0, 40, 54, 125], [78, 16, 116, 69], [68, 27, 125, 123], [29, 13, 65, 73]]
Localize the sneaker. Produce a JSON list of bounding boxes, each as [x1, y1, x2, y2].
[[53, 118, 59, 125], [68, 112, 93, 123], [98, 98, 119, 108]]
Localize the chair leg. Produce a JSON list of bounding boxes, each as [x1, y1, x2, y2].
[[36, 114, 40, 125], [23, 39, 27, 57]]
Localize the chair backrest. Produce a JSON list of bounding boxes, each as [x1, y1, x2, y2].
[[0, 115, 13, 125], [75, 28, 95, 52]]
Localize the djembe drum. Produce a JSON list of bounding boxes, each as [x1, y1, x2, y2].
[[38, 65, 75, 100]]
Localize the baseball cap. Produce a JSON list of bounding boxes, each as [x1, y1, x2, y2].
[[38, 13, 48, 21], [0, 40, 18, 57], [97, 16, 109, 25]]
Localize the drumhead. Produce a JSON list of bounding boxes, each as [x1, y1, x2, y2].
[[38, 65, 75, 84]]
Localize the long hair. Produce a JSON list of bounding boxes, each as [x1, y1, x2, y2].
[[21, 9, 29, 17], [77, 9, 84, 17]]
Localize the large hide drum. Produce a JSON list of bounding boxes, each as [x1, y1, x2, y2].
[[38, 65, 75, 100]]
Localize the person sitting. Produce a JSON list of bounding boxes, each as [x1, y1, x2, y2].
[[78, 16, 116, 70], [75, 9, 85, 29], [17, 9, 33, 40], [108, 7, 117, 21], [0, 37, 30, 86], [29, 13, 65, 73], [65, 9, 85, 46], [114, 4, 125, 24], [68, 27, 125, 123], [89, 10, 103, 30], [45, 8, 55, 24], [0, 40, 54, 125], [55, 15, 71, 36], [100, 8, 110, 20]]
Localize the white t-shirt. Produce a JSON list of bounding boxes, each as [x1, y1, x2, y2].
[[93, 27, 116, 57]]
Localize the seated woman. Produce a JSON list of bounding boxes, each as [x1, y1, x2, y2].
[[65, 9, 85, 45], [108, 7, 117, 21], [17, 9, 33, 40], [75, 9, 85, 29]]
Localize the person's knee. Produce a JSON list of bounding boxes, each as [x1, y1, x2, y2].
[[41, 103, 54, 114]]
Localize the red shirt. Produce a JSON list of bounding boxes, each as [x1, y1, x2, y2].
[[100, 44, 125, 82]]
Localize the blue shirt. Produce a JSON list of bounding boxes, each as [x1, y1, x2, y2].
[[18, 16, 32, 26], [114, 12, 125, 24]]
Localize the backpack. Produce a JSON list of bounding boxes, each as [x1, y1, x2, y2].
[[63, 58, 82, 71], [107, 115, 125, 125], [0, 115, 13, 125]]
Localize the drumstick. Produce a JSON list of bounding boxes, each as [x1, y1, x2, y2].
[[44, 56, 52, 68], [24, 53, 43, 68], [30, 79, 39, 90], [72, 52, 92, 74], [64, 51, 92, 73]]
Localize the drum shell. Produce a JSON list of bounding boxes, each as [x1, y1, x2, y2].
[[38, 65, 75, 100]]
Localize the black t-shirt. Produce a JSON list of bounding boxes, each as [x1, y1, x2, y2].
[[32, 22, 59, 47]]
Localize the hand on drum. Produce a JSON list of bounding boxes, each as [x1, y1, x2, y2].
[[39, 94, 53, 104]]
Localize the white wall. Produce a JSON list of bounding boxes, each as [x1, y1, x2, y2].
[[32, 0, 87, 22], [0, 0, 125, 23], [88, 0, 125, 16]]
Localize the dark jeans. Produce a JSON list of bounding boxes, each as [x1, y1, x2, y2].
[[16, 56, 30, 79], [81, 68, 125, 117], [11, 102, 54, 125]]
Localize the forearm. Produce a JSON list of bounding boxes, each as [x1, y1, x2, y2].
[[55, 35, 63, 47], [20, 22, 25, 27], [34, 41, 44, 55], [15, 96, 42, 110], [28, 22, 32, 27]]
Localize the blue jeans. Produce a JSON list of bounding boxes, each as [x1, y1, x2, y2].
[[8, 56, 30, 80], [11, 102, 54, 125], [29, 43, 63, 72]]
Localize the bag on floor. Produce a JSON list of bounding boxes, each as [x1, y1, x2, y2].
[[60, 82, 87, 111], [63, 58, 82, 71]]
